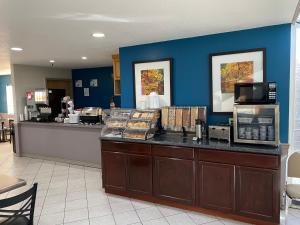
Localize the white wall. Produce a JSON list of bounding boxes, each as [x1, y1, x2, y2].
[[11, 64, 71, 120]]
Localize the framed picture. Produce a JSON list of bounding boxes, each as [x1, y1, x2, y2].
[[133, 58, 173, 108], [210, 48, 266, 114], [75, 80, 82, 87], [90, 79, 98, 87]]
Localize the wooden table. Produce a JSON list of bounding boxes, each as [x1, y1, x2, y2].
[[0, 174, 26, 194]]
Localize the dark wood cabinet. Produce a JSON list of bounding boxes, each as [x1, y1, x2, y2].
[[102, 151, 126, 192], [101, 140, 282, 224], [235, 166, 280, 223], [127, 154, 152, 195], [198, 161, 234, 212], [102, 141, 152, 195], [153, 156, 195, 205]]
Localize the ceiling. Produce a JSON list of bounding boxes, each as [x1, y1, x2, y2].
[[0, 0, 298, 75]]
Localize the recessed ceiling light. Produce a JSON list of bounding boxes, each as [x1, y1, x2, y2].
[[49, 60, 55, 63], [11, 47, 23, 52], [81, 56, 87, 60], [92, 33, 105, 38]]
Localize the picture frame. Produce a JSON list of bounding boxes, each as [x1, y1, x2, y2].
[[90, 79, 98, 87], [132, 58, 173, 108], [210, 48, 266, 114]]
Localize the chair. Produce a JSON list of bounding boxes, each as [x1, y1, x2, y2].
[[286, 152, 300, 205], [0, 183, 37, 225], [0, 121, 5, 142], [5, 119, 14, 144]]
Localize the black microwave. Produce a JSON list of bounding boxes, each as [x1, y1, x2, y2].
[[234, 82, 277, 104]]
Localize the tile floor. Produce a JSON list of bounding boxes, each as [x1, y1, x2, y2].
[[0, 142, 300, 225]]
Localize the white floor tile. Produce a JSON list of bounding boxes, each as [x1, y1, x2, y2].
[[110, 201, 134, 213], [90, 214, 116, 225], [38, 212, 64, 225], [113, 210, 141, 225], [89, 204, 112, 218], [166, 213, 196, 225], [87, 196, 109, 208], [131, 199, 155, 210], [221, 218, 252, 225], [142, 218, 169, 225], [66, 191, 87, 201], [64, 208, 89, 223], [65, 198, 88, 211], [44, 194, 66, 205], [187, 211, 218, 224], [64, 219, 90, 225], [157, 205, 185, 217], [108, 195, 131, 204], [136, 207, 163, 222], [41, 202, 65, 215], [211, 221, 231, 225]]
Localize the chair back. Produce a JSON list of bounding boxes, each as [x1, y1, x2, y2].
[[0, 183, 37, 225], [288, 151, 300, 178]]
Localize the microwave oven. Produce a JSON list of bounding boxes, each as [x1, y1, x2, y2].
[[234, 82, 276, 104]]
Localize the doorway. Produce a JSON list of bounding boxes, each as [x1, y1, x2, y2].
[[46, 79, 73, 98]]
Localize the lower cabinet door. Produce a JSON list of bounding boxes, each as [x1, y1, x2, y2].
[[153, 156, 195, 205], [235, 166, 279, 223], [127, 154, 152, 195], [102, 151, 126, 192], [198, 161, 234, 212]]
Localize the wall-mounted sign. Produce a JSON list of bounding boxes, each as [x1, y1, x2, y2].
[[84, 88, 89, 97], [75, 80, 82, 87]]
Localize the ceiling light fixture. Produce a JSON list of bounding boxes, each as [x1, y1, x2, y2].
[[92, 33, 105, 38], [11, 47, 23, 52], [49, 60, 55, 63], [81, 56, 87, 60]]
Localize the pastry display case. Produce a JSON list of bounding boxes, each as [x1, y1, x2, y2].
[[109, 109, 132, 119], [123, 129, 155, 140], [131, 110, 160, 121], [101, 127, 124, 138], [101, 109, 160, 140], [105, 118, 128, 128], [101, 109, 131, 138]]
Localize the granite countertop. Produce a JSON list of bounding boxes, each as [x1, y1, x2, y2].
[[101, 133, 281, 155], [19, 121, 104, 129]]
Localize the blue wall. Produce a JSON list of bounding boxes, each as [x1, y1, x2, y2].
[[120, 24, 291, 143], [0, 75, 11, 113], [72, 67, 121, 109]]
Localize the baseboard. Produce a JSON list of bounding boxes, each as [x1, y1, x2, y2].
[[20, 153, 101, 168]]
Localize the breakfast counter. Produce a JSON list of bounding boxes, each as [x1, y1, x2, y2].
[[100, 134, 288, 225], [15, 121, 103, 167]]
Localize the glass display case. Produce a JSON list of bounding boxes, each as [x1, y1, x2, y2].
[[131, 110, 160, 121], [123, 129, 155, 140], [109, 109, 132, 119], [101, 109, 160, 140], [233, 104, 279, 145]]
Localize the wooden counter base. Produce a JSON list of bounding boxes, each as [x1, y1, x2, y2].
[[101, 140, 284, 225]]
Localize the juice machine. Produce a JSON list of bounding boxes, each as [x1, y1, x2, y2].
[[26, 89, 65, 122], [26, 89, 48, 121]]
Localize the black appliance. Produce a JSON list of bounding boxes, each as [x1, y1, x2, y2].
[[234, 82, 276, 104], [48, 89, 66, 118]]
